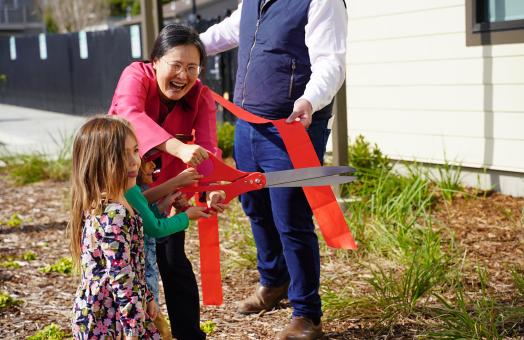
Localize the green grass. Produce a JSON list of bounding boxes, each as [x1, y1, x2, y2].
[[39, 257, 73, 275], [427, 267, 524, 339], [26, 323, 67, 340], [0, 291, 21, 310], [320, 136, 523, 337], [511, 267, 524, 298], [431, 160, 464, 202], [0, 132, 72, 185]]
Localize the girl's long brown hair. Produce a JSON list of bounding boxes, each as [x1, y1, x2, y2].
[[68, 115, 137, 270]]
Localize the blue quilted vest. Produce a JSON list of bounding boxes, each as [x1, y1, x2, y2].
[[233, 0, 333, 120]]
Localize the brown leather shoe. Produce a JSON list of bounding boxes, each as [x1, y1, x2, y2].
[[237, 282, 289, 314], [276, 316, 323, 340]]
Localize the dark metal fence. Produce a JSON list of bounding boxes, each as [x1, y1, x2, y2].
[[0, 21, 237, 121]]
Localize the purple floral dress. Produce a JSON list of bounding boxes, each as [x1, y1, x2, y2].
[[71, 202, 160, 339]]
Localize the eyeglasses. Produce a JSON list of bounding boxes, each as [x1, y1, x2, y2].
[[161, 58, 201, 77]]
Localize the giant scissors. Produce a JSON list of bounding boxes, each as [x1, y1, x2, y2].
[[179, 152, 356, 202]]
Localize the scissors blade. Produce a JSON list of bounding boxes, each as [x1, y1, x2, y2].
[[267, 175, 356, 188], [264, 166, 355, 187]]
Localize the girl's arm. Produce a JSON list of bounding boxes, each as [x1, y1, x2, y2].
[[99, 205, 147, 338], [125, 185, 190, 238], [142, 168, 202, 204]]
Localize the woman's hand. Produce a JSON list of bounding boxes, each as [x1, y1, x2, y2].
[[207, 190, 227, 213], [185, 206, 210, 220], [161, 138, 208, 167], [147, 300, 158, 321], [175, 167, 203, 187]]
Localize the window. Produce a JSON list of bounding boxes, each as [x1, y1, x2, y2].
[[466, 0, 524, 46]]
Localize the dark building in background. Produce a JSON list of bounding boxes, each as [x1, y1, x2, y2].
[[0, 0, 44, 36]]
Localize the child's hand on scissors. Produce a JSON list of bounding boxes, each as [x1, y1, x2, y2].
[[207, 190, 227, 213], [175, 167, 203, 187]]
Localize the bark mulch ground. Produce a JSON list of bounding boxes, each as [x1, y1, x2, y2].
[[1, 176, 523, 339]]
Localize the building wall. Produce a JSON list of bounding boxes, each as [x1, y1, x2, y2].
[[345, 0, 524, 193]]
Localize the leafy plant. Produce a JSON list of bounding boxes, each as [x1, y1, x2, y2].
[[6, 213, 23, 227], [0, 291, 21, 310], [200, 320, 217, 335], [39, 257, 73, 275], [23, 251, 38, 261], [1, 260, 21, 269], [26, 323, 66, 340], [217, 122, 235, 158]]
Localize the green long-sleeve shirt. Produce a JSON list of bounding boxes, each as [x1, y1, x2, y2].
[[124, 185, 189, 238]]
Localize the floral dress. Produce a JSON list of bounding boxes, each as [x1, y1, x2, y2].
[[71, 203, 160, 339]]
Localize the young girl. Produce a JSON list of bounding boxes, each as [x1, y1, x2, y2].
[[125, 161, 206, 339], [69, 116, 207, 339], [69, 115, 157, 339]]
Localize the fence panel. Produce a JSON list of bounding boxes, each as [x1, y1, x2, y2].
[[0, 22, 238, 122]]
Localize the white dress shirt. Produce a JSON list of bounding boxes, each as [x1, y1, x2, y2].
[[200, 0, 347, 115]]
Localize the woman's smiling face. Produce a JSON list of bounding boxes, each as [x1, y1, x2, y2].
[[153, 44, 201, 102]]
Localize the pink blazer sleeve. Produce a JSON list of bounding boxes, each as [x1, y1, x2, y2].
[[109, 63, 172, 158]]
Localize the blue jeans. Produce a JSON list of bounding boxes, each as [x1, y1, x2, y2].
[[233, 118, 331, 320], [144, 234, 159, 304]]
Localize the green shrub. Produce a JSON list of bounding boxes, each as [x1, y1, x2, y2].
[[217, 122, 235, 158], [341, 135, 391, 197], [39, 257, 73, 275], [23, 251, 38, 261], [0, 291, 21, 310], [26, 323, 66, 340]]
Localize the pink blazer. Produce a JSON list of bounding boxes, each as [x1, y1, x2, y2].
[[109, 62, 220, 184]]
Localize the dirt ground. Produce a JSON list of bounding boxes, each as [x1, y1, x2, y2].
[[1, 176, 523, 339]]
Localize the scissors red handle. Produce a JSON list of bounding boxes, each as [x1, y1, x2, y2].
[[178, 152, 266, 204]]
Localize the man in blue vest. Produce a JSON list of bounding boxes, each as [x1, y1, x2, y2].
[[201, 1, 347, 338]]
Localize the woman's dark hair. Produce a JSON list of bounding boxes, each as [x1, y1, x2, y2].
[[150, 24, 207, 66]]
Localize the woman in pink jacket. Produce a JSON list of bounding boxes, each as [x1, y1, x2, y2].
[[109, 24, 220, 340]]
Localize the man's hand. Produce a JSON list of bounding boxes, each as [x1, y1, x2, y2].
[[285, 98, 313, 128]]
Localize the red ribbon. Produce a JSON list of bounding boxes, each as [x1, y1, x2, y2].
[[198, 91, 357, 305]]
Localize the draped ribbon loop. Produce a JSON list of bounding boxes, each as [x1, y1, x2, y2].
[[198, 91, 357, 305]]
